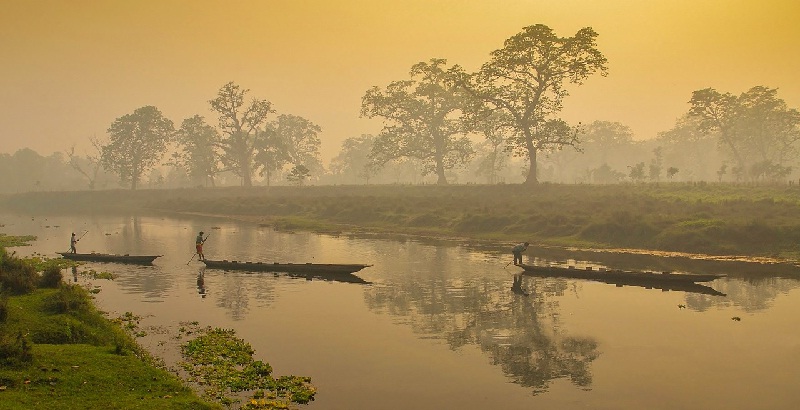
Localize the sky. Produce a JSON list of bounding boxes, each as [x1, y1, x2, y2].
[[2, 0, 799, 162]]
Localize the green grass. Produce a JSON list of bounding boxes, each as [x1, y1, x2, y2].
[[0, 343, 217, 410], [0, 289, 219, 409]]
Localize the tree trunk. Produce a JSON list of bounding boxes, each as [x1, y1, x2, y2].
[[523, 133, 538, 185]]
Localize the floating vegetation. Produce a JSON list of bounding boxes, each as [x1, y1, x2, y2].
[[78, 269, 115, 280], [0, 233, 37, 247], [19, 252, 78, 271], [113, 311, 147, 337], [179, 325, 316, 409]]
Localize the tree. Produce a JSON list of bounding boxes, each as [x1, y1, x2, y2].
[[581, 121, 633, 163], [472, 112, 513, 184], [689, 86, 800, 180], [209, 82, 274, 187], [66, 136, 104, 190], [329, 134, 377, 184], [255, 114, 322, 186], [666, 166, 679, 180], [628, 162, 645, 182], [361, 58, 475, 185], [176, 115, 221, 187], [100, 106, 174, 190], [286, 164, 310, 186], [459, 24, 607, 185]]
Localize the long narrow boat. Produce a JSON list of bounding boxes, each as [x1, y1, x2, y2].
[[201, 259, 372, 284], [518, 263, 726, 296], [58, 252, 160, 265]]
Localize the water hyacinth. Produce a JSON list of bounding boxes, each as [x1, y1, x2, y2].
[[179, 326, 316, 409]]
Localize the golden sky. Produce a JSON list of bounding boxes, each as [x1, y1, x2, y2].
[[2, 0, 798, 161]]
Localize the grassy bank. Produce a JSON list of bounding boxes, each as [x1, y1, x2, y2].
[[0, 241, 316, 409], [4, 183, 800, 260], [0, 248, 218, 409]]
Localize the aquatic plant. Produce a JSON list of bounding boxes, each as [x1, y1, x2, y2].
[[179, 326, 316, 409]]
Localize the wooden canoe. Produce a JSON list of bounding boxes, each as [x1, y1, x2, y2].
[[58, 252, 160, 265], [202, 259, 371, 274], [201, 259, 372, 284], [518, 263, 726, 296]]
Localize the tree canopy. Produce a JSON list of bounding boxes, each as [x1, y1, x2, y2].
[[459, 24, 608, 185], [361, 58, 475, 185], [689, 86, 800, 181], [176, 115, 221, 187], [209, 82, 274, 187], [100, 105, 174, 190]]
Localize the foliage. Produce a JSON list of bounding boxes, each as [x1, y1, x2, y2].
[[362, 58, 475, 185], [0, 291, 7, 322], [46, 283, 90, 314], [329, 134, 377, 184], [180, 326, 316, 409], [0, 331, 33, 365], [38, 265, 62, 288], [286, 165, 311, 186], [689, 86, 800, 181], [210, 82, 275, 187], [0, 248, 38, 295], [176, 115, 222, 187], [459, 24, 608, 185], [101, 105, 175, 190], [0, 234, 36, 248], [257, 114, 322, 186]]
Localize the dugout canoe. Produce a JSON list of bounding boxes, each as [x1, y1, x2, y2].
[[518, 263, 726, 296], [201, 259, 372, 284], [58, 252, 161, 265]]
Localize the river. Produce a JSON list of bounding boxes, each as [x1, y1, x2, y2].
[[2, 211, 800, 409]]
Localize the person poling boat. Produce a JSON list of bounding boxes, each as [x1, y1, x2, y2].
[[194, 231, 209, 261], [510, 242, 529, 266], [69, 230, 88, 253]]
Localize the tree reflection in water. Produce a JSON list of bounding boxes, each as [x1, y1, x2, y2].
[[363, 273, 600, 394]]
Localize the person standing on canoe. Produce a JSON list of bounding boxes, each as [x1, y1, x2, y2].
[[70, 232, 79, 253], [511, 242, 529, 266], [195, 231, 207, 261]]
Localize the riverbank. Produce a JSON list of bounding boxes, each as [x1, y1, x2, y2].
[[3, 183, 800, 262], [0, 246, 219, 409]]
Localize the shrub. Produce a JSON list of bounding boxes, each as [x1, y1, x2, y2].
[[0, 331, 33, 365], [0, 252, 38, 295], [47, 284, 90, 314], [39, 265, 63, 288], [0, 292, 7, 323]]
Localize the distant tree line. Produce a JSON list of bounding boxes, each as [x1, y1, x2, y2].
[[1, 23, 798, 192]]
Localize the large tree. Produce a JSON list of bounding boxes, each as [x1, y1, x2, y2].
[[176, 115, 221, 187], [209, 82, 274, 187], [100, 106, 174, 190], [689, 86, 800, 180], [459, 24, 607, 185], [361, 58, 474, 185], [255, 114, 322, 186]]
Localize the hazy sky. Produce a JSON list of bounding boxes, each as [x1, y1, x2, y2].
[[2, 0, 798, 162]]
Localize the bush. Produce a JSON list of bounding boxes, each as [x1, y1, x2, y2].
[[0, 331, 33, 365], [0, 292, 7, 323], [0, 253, 38, 295], [47, 284, 90, 314], [39, 265, 63, 288]]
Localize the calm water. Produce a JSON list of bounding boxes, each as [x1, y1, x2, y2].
[[3, 212, 800, 410]]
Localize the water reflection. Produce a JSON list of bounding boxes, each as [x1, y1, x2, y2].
[[364, 270, 600, 393], [3, 211, 800, 408], [197, 267, 206, 298]]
